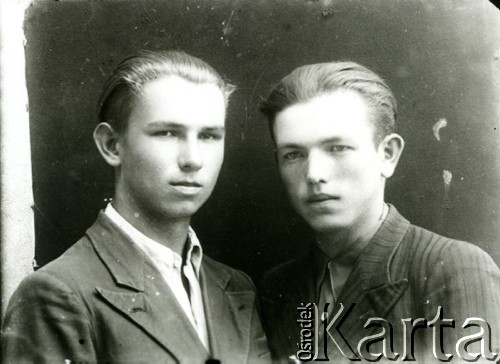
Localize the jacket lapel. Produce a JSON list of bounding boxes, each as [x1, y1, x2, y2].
[[323, 206, 411, 359], [356, 205, 411, 317], [87, 212, 209, 362], [201, 257, 255, 362]]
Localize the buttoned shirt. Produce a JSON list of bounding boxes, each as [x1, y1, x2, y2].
[[314, 249, 351, 310], [104, 204, 209, 351]]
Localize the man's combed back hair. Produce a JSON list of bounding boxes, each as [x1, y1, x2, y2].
[[260, 61, 397, 144], [97, 50, 236, 133]]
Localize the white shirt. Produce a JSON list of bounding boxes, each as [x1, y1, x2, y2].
[[104, 204, 209, 351]]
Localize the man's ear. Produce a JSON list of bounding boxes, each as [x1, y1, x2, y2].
[[93, 123, 122, 167], [379, 133, 404, 179]]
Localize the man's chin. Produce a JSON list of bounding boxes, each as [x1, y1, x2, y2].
[[166, 206, 201, 220], [305, 214, 349, 233], [150, 201, 204, 222]]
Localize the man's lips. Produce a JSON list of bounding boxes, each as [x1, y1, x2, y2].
[[170, 181, 202, 187], [170, 181, 203, 195], [306, 193, 340, 203]]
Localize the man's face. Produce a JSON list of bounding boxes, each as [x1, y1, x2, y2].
[[274, 90, 387, 233], [116, 75, 226, 221]]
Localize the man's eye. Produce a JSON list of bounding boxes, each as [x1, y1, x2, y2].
[[153, 130, 176, 137], [199, 133, 223, 141], [329, 145, 350, 153], [282, 151, 303, 160]]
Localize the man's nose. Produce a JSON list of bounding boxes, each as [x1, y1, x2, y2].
[[178, 136, 203, 171], [306, 150, 330, 185]]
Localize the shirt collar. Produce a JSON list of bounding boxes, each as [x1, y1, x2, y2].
[[104, 203, 203, 277]]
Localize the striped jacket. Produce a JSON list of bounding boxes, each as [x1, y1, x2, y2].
[[260, 205, 500, 363]]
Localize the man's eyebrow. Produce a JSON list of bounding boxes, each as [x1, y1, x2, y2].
[[146, 121, 185, 129], [320, 137, 346, 145], [276, 142, 303, 150], [145, 122, 225, 132], [277, 137, 346, 149], [201, 126, 225, 133]]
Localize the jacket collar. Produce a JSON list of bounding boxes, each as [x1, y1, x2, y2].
[[326, 205, 411, 359], [323, 205, 411, 359], [279, 205, 411, 310], [86, 212, 256, 362], [357, 204, 410, 290], [86, 212, 209, 361], [87, 211, 147, 292], [310, 204, 410, 291], [331, 204, 410, 316]]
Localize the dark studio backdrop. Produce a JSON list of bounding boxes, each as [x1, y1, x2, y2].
[[25, 0, 500, 281]]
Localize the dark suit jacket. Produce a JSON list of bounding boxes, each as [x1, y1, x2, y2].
[[2, 212, 271, 363], [260, 205, 500, 363]]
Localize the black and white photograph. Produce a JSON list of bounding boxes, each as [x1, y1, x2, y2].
[[1, 0, 499, 362]]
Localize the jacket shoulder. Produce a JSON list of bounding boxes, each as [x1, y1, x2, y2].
[[35, 234, 105, 289], [403, 224, 500, 335], [401, 223, 498, 271], [4, 234, 104, 318], [394, 223, 500, 304], [4, 265, 90, 316], [415, 226, 500, 276]]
